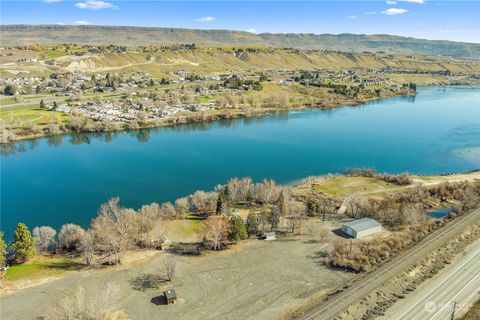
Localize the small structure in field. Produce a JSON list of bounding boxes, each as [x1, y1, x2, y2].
[[341, 218, 382, 238], [258, 231, 276, 241], [265, 232, 276, 240], [164, 289, 177, 304]]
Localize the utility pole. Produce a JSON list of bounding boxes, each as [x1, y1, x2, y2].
[[322, 200, 327, 223], [450, 301, 457, 320]]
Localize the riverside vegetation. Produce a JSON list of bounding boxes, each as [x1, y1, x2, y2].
[[2, 170, 479, 273], [2, 170, 480, 319]]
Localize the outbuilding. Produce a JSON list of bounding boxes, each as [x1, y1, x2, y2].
[[258, 231, 276, 240], [264, 232, 276, 241], [341, 218, 382, 238], [164, 289, 177, 304]]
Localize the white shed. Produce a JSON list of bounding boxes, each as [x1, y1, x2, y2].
[[341, 218, 382, 238], [265, 232, 276, 241]]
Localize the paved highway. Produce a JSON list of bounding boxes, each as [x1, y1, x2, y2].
[[381, 239, 480, 320], [295, 207, 480, 320]]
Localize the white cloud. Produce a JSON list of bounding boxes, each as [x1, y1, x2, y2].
[[72, 20, 91, 25], [399, 0, 425, 3], [364, 11, 377, 15], [56, 22, 66, 25], [43, 0, 63, 3], [246, 28, 257, 34], [382, 8, 408, 15], [347, 15, 358, 19], [195, 16, 215, 23], [75, 0, 117, 10], [386, 1, 397, 4]]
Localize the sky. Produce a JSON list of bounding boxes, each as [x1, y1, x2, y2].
[[1, 1, 479, 43]]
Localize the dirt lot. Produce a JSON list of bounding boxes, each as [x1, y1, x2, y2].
[[1, 219, 350, 320]]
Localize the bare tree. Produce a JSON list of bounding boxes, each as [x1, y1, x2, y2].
[[305, 222, 315, 236], [317, 227, 331, 242], [226, 177, 254, 203], [164, 256, 178, 281], [346, 195, 365, 218], [402, 204, 426, 226], [0, 120, 16, 144], [33, 226, 57, 252], [58, 224, 86, 252], [255, 179, 278, 204], [80, 230, 97, 266], [46, 114, 61, 134], [45, 282, 122, 320], [135, 203, 161, 247], [286, 202, 306, 234], [238, 177, 254, 202], [174, 197, 189, 218], [69, 115, 88, 132], [205, 215, 230, 250], [160, 202, 176, 220], [227, 177, 242, 202], [189, 191, 217, 216], [90, 197, 133, 264]]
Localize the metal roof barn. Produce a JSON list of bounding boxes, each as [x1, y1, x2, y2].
[[341, 218, 382, 238]]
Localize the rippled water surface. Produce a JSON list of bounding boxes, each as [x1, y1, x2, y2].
[[2, 86, 479, 237]]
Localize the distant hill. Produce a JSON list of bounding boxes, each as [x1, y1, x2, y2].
[[1, 25, 480, 59]]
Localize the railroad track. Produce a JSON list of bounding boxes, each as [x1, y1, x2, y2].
[[296, 207, 480, 320]]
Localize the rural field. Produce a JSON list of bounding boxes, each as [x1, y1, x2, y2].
[[2, 172, 480, 319], [1, 219, 351, 320]]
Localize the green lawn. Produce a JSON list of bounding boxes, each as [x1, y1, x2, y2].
[[0, 106, 69, 128], [312, 176, 396, 196], [165, 215, 204, 242], [4, 256, 84, 282]]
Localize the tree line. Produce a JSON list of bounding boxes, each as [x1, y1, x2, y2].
[[0, 177, 317, 267]]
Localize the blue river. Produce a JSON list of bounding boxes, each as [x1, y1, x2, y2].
[[1, 86, 479, 238]]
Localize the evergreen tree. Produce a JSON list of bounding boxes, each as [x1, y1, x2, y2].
[[216, 191, 229, 215], [3, 85, 16, 96], [306, 200, 319, 217], [229, 215, 247, 242], [276, 189, 289, 216], [259, 208, 269, 231], [0, 231, 7, 267], [11, 223, 36, 264], [39, 99, 46, 109], [269, 206, 281, 231], [224, 184, 232, 201], [245, 212, 259, 236]]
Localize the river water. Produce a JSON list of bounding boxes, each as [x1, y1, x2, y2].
[[1, 86, 479, 237]]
